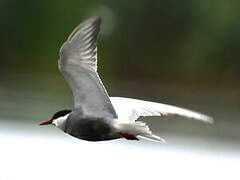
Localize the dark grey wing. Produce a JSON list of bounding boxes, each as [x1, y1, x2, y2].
[[59, 17, 117, 119]]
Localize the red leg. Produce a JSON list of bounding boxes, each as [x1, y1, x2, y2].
[[120, 133, 139, 141]]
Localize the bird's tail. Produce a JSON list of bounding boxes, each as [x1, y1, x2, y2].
[[114, 122, 165, 142]]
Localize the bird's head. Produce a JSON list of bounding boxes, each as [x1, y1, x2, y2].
[[40, 110, 72, 127]]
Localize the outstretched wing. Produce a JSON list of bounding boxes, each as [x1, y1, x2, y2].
[[59, 17, 117, 118], [110, 97, 213, 123]]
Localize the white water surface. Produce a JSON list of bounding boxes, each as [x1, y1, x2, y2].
[[0, 120, 239, 180]]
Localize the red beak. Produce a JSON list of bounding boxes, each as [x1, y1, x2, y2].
[[40, 120, 53, 126]]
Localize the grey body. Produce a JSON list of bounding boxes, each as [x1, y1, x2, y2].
[[64, 109, 121, 141]]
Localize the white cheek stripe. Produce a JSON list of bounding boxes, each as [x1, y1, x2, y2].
[[53, 114, 69, 127]]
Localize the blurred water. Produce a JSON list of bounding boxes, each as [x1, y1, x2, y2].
[[0, 76, 239, 180]]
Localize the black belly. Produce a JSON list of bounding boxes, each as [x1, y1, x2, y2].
[[65, 118, 120, 141]]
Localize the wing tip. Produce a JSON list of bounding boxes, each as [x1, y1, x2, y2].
[[194, 113, 214, 124], [203, 116, 214, 124], [67, 16, 102, 42], [90, 16, 102, 23], [82, 16, 102, 25]]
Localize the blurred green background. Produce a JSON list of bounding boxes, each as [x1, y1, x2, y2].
[[1, 0, 240, 85]]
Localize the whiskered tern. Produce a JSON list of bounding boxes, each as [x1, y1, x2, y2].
[[40, 17, 213, 142]]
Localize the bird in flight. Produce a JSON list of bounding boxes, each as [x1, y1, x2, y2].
[[40, 17, 213, 142]]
